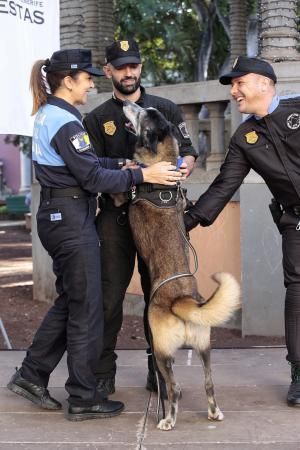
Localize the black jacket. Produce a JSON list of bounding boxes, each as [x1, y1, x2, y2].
[[83, 86, 197, 160], [186, 96, 300, 228]]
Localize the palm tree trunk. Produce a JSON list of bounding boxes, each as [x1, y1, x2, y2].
[[60, 0, 115, 91], [229, 0, 247, 64], [259, 0, 300, 61]]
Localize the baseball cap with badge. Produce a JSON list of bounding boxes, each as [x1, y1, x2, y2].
[[105, 39, 141, 68], [219, 56, 277, 85], [44, 49, 103, 76]]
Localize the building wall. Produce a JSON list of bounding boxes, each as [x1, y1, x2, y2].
[[0, 135, 20, 194]]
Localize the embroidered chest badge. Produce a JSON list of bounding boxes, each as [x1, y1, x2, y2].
[[287, 113, 300, 130], [103, 121, 116, 136], [245, 131, 258, 144]]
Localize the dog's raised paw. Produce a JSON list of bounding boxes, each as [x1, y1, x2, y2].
[[208, 406, 224, 421], [157, 417, 175, 431]]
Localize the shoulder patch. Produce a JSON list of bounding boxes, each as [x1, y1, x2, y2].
[[178, 122, 190, 139], [70, 132, 91, 153], [287, 113, 300, 130]]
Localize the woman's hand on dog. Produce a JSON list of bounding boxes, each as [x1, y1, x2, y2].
[[142, 161, 183, 185]]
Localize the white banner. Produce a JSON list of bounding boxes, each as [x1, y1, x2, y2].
[[0, 1, 60, 136]]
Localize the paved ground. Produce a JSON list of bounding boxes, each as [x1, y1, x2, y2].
[[1, 347, 299, 449]]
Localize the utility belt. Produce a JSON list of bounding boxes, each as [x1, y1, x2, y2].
[[284, 205, 300, 217], [269, 198, 300, 230], [41, 186, 93, 200]]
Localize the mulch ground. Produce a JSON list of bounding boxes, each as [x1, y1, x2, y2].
[[0, 224, 285, 350]]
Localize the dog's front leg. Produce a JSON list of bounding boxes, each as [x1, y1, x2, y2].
[[155, 356, 181, 431]]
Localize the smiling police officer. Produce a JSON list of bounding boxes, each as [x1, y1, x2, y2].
[[83, 38, 197, 400], [185, 56, 300, 407], [6, 48, 182, 421]]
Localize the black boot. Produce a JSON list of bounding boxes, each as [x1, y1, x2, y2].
[[7, 368, 62, 410], [287, 363, 300, 407], [97, 377, 115, 397], [146, 354, 168, 400], [67, 399, 124, 421]]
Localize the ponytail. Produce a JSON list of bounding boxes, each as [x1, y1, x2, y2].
[[30, 59, 48, 115], [30, 59, 81, 115]]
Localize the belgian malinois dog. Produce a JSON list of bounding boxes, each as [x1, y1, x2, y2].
[[122, 101, 240, 431]]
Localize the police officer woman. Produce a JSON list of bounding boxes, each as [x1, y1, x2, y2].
[[7, 48, 182, 421]]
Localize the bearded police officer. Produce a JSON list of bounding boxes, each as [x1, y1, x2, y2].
[[84, 38, 197, 399], [185, 56, 300, 407]]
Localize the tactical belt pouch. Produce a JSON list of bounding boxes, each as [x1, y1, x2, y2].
[[285, 205, 300, 217], [269, 198, 283, 226]]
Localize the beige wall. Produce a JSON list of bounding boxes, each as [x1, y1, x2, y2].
[[127, 201, 240, 300]]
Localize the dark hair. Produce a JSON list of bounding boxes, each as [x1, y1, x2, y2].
[[30, 59, 81, 115]]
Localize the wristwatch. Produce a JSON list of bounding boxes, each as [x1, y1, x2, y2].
[[117, 158, 126, 169]]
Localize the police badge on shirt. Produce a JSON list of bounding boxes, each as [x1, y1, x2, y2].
[[70, 131, 91, 153]]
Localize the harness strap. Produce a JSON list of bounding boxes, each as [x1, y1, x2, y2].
[[150, 272, 194, 303]]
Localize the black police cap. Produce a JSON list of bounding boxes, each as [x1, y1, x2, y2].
[[44, 49, 103, 76], [219, 56, 277, 85], [105, 39, 141, 68]]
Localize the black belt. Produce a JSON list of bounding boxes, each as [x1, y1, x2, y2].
[[41, 186, 92, 200], [285, 205, 300, 217]]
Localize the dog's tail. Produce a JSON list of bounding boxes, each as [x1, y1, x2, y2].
[[171, 272, 240, 327]]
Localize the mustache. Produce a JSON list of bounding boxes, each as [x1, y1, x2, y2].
[[121, 76, 137, 82]]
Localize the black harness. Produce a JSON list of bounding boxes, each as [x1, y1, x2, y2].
[[131, 182, 181, 208]]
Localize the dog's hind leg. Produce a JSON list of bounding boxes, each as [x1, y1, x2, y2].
[[155, 354, 181, 431], [197, 347, 224, 421]]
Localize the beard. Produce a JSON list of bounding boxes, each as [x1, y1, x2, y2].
[[112, 74, 141, 95]]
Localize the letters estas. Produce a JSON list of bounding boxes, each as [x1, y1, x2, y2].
[[0, 2, 44, 25]]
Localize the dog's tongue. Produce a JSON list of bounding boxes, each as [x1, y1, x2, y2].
[[125, 122, 136, 135]]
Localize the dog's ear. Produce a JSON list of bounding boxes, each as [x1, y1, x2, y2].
[[169, 123, 180, 143]]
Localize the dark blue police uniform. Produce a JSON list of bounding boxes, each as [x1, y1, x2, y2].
[[21, 95, 143, 406]]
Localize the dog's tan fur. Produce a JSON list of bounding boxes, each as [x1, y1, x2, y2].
[[123, 102, 241, 430]]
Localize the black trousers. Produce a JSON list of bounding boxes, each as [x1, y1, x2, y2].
[[279, 211, 300, 364], [21, 195, 104, 406], [94, 201, 151, 379]]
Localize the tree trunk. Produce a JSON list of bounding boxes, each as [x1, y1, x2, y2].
[[60, 0, 115, 91], [259, 0, 300, 61], [60, 0, 84, 48], [192, 0, 216, 81], [229, 0, 247, 65]]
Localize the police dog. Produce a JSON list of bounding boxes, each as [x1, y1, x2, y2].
[[122, 101, 240, 431]]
